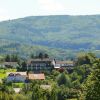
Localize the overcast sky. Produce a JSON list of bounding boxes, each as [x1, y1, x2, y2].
[[0, 0, 100, 21]]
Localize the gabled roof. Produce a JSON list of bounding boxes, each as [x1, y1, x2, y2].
[[28, 73, 45, 80]]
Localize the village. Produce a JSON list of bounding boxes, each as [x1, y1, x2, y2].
[[0, 53, 75, 93], [0, 52, 99, 100]]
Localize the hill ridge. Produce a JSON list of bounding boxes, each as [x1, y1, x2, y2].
[[0, 15, 100, 58]]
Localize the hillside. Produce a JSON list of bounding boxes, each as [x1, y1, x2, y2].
[[0, 15, 100, 58]]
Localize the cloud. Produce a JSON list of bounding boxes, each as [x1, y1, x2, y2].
[[37, 0, 65, 12]]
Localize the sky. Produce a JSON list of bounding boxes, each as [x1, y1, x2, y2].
[[0, 0, 100, 21]]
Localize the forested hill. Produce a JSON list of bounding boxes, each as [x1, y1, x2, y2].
[[0, 15, 100, 58]]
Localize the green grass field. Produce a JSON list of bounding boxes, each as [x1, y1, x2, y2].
[[0, 69, 16, 79], [12, 83, 25, 88], [0, 73, 6, 79]]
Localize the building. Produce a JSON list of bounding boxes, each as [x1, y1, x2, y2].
[[54, 60, 75, 71], [0, 62, 19, 68], [13, 88, 22, 93], [6, 72, 27, 82], [6, 72, 46, 82], [28, 73, 45, 80], [27, 58, 54, 72]]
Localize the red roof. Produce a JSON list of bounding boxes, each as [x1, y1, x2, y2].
[[28, 73, 45, 80]]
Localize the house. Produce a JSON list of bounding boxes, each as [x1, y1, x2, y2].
[[6, 72, 27, 82], [28, 73, 45, 80], [13, 88, 22, 93], [0, 62, 19, 68], [27, 58, 54, 72], [54, 60, 75, 71]]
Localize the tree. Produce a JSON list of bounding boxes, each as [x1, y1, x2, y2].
[[30, 54, 34, 59], [70, 72, 81, 88], [44, 53, 49, 58], [13, 94, 29, 100], [57, 73, 72, 87], [50, 87, 58, 100], [21, 61, 27, 71], [5, 54, 11, 62], [51, 70, 60, 80], [0, 84, 14, 100], [5, 54, 20, 62], [58, 86, 68, 100], [77, 53, 96, 65], [39, 53, 43, 59], [84, 59, 100, 100], [32, 85, 49, 100], [12, 54, 20, 62]]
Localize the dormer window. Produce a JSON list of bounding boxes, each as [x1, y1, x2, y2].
[[8, 73, 14, 76]]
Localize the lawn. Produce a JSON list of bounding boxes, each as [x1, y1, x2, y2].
[[0, 68, 17, 79], [0, 73, 6, 79], [12, 83, 25, 88]]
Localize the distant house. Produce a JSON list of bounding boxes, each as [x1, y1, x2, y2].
[[13, 88, 22, 93], [27, 58, 54, 72], [0, 62, 19, 68], [6, 72, 27, 82], [28, 73, 45, 80], [54, 60, 75, 70]]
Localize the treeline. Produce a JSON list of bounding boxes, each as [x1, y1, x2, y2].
[[30, 53, 49, 59], [5, 54, 20, 62], [0, 53, 50, 71], [4, 52, 49, 62]]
